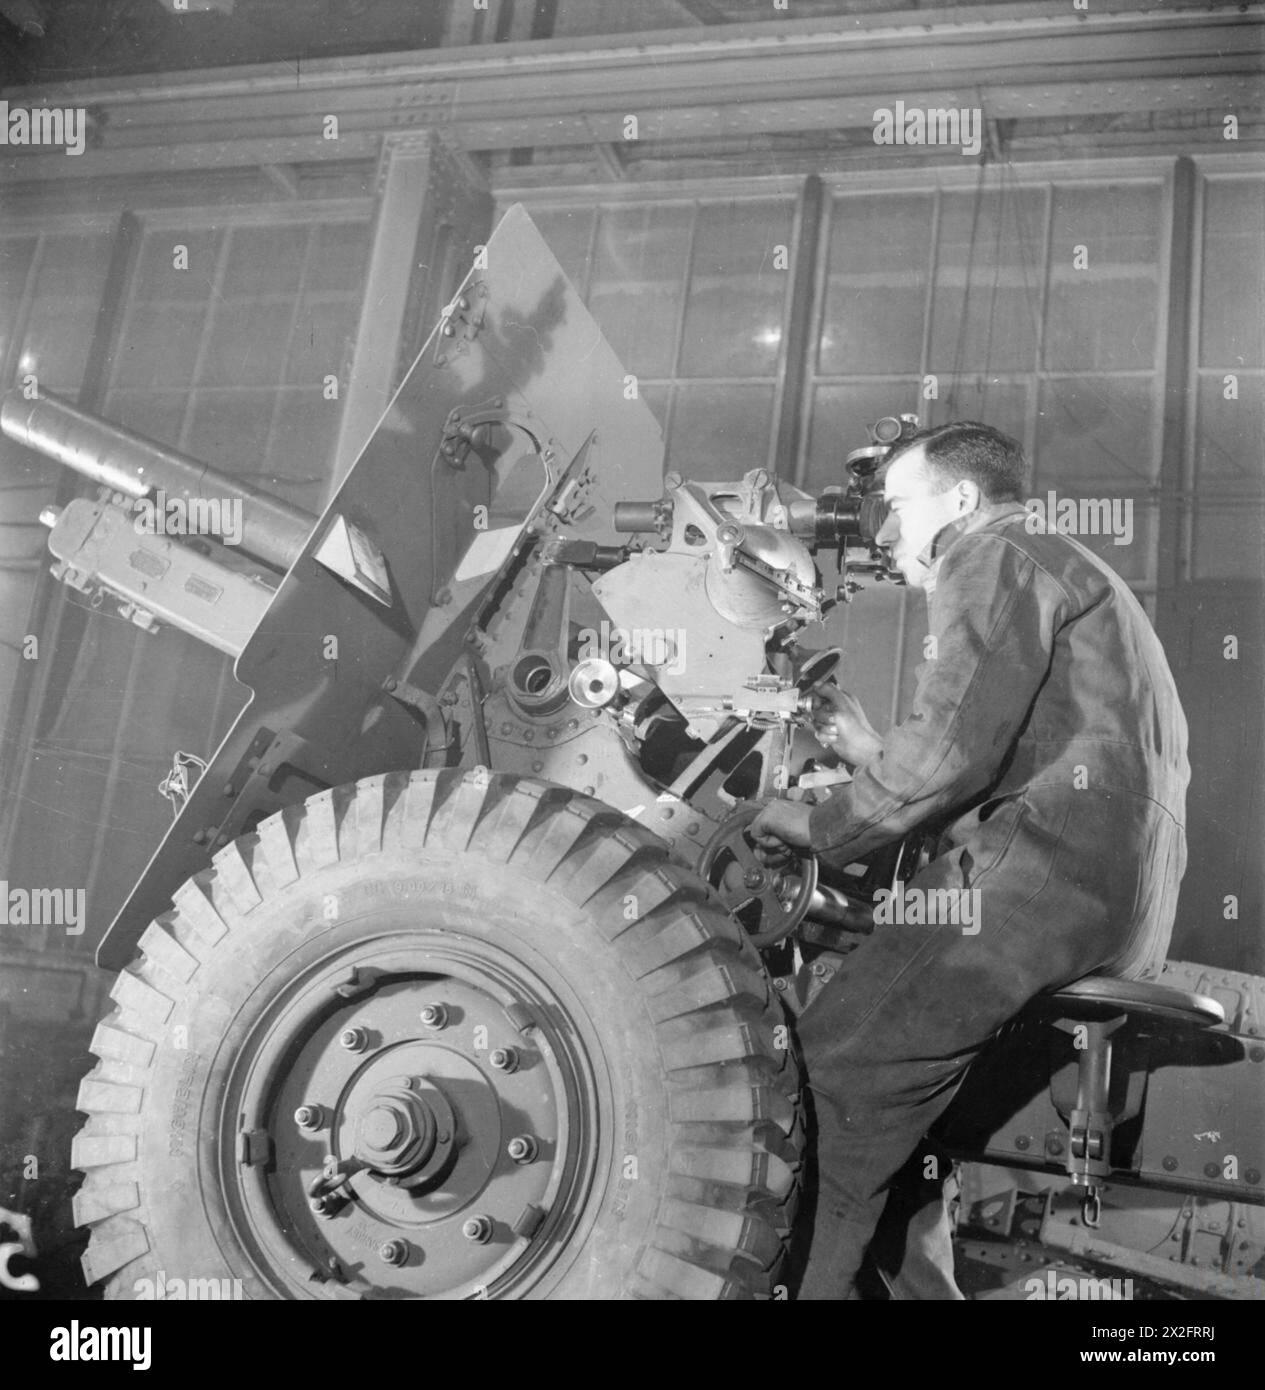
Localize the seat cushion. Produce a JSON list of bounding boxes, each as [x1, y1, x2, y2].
[[1044, 975, 1225, 1027]]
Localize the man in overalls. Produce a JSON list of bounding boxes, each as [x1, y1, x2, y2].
[[752, 421, 1189, 1299]]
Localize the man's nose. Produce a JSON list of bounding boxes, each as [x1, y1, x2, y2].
[[875, 512, 900, 548]]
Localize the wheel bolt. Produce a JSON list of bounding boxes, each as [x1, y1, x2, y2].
[[507, 1135, 538, 1164], [462, 1215, 493, 1244], [489, 1047, 519, 1073], [339, 1026, 369, 1052], [377, 1239, 409, 1267], [419, 1003, 448, 1030], [294, 1104, 325, 1131]]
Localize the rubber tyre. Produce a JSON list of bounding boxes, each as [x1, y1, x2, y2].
[[72, 770, 802, 1300]]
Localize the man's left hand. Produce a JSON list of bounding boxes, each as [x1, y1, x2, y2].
[[748, 800, 814, 866]]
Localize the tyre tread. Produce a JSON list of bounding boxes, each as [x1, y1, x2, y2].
[[73, 770, 802, 1300]]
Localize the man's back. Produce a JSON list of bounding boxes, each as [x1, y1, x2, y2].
[[981, 510, 1189, 824], [920, 504, 1191, 980]]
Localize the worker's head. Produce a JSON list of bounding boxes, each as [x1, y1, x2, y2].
[[876, 421, 1027, 588]]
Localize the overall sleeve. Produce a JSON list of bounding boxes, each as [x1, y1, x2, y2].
[[808, 531, 1070, 864]]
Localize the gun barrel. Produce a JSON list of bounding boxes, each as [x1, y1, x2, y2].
[[1, 390, 315, 573]]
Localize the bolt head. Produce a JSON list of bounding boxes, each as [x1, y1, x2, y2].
[[339, 1026, 368, 1052], [507, 1135, 538, 1164], [489, 1047, 518, 1074], [362, 1105, 405, 1150], [419, 1004, 448, 1029], [377, 1239, 409, 1267], [294, 1104, 324, 1131], [462, 1216, 493, 1244]]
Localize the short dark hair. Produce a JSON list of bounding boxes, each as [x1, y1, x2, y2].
[[888, 421, 1028, 502]]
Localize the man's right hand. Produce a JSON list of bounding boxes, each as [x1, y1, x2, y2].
[[748, 799, 814, 867], [813, 685, 885, 767]]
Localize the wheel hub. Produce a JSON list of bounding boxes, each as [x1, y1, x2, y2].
[[224, 935, 599, 1299], [350, 1079, 454, 1183]]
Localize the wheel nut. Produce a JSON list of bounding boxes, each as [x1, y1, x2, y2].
[[339, 1026, 369, 1052], [294, 1104, 325, 1131], [489, 1047, 518, 1073], [377, 1239, 409, 1267], [419, 1003, 448, 1029], [462, 1215, 493, 1244], [507, 1135, 538, 1164]]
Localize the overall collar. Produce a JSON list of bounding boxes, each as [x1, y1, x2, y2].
[[915, 500, 1029, 593]]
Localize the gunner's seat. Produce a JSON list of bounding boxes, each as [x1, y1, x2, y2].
[[1028, 975, 1225, 1224]]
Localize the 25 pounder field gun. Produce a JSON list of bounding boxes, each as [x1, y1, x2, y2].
[[4, 206, 1261, 1301]]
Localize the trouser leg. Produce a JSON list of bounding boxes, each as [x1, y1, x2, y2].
[[794, 961, 981, 1300], [869, 1144, 965, 1300], [793, 793, 1180, 1300]]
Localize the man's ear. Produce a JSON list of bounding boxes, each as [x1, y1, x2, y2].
[[957, 480, 982, 513]]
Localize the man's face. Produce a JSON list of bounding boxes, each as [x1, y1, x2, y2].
[[875, 445, 973, 589]]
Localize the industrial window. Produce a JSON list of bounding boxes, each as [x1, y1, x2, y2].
[[809, 176, 1167, 594], [0, 209, 371, 954], [0, 224, 118, 955], [1189, 172, 1265, 581], [105, 217, 369, 514], [525, 196, 797, 481]]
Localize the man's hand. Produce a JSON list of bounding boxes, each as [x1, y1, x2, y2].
[[813, 685, 885, 767], [748, 799, 814, 867]]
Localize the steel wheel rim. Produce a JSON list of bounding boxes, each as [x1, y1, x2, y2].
[[218, 926, 605, 1299]]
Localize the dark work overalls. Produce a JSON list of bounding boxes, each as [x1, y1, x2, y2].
[[796, 503, 1190, 1299]]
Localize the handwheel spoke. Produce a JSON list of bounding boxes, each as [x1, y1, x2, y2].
[[731, 834, 763, 873], [757, 887, 789, 922], [699, 801, 817, 948]]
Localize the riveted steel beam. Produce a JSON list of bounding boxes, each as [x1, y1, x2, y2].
[[0, 6, 1259, 182]]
